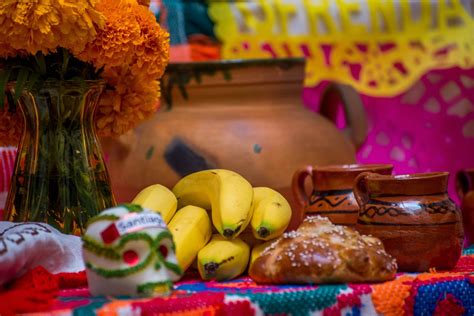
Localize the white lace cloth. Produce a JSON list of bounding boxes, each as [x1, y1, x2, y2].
[[0, 222, 84, 286]]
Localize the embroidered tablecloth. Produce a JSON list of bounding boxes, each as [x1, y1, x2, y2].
[[5, 247, 471, 316]]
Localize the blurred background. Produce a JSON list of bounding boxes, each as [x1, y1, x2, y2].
[[1, 0, 473, 208], [152, 0, 474, 200]]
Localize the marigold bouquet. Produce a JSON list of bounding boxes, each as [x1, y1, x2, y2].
[[0, 0, 169, 145]]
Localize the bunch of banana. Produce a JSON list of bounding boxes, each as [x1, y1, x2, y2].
[[172, 169, 254, 239], [190, 183, 291, 281], [131, 169, 293, 281], [131, 184, 213, 272]]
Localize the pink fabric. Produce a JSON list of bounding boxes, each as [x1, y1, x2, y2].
[[0, 147, 16, 219], [303, 67, 474, 203]]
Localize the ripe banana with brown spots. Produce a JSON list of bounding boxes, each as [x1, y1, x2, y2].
[[197, 234, 250, 281]]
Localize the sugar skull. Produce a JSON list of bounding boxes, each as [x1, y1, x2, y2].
[[82, 204, 183, 296]]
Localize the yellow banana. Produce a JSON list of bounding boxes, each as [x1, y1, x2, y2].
[[250, 187, 292, 240], [172, 169, 254, 239], [197, 234, 250, 281], [131, 184, 177, 224], [168, 205, 212, 272], [249, 240, 276, 270]]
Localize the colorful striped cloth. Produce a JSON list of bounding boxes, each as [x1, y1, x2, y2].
[[40, 248, 473, 316]]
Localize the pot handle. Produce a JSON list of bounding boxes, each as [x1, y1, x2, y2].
[[292, 166, 314, 210], [319, 83, 368, 150], [456, 170, 473, 201], [353, 172, 372, 208]]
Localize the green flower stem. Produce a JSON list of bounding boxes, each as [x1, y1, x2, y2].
[[4, 80, 115, 234]]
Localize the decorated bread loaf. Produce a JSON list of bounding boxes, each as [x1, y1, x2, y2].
[[82, 204, 183, 296], [249, 216, 397, 284]]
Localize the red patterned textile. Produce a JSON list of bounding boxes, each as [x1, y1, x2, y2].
[[0, 266, 87, 315], [0, 252, 472, 315]]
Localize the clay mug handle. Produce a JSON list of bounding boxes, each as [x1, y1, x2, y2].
[[292, 166, 314, 211], [456, 170, 473, 201], [319, 83, 368, 150], [353, 172, 373, 209]]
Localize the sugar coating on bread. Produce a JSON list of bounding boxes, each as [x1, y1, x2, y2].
[[249, 216, 397, 284]]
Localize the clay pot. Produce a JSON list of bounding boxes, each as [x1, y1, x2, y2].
[[354, 172, 464, 272], [456, 168, 474, 247], [102, 58, 368, 228], [292, 164, 393, 226]]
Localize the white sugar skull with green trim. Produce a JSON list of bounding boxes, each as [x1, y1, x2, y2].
[[82, 204, 183, 296]]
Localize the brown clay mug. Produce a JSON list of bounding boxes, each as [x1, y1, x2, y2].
[[456, 168, 474, 247], [292, 164, 393, 226], [354, 172, 464, 272]]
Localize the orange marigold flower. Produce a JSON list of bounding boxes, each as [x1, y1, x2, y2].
[[130, 4, 169, 80], [78, 0, 142, 68], [0, 0, 105, 55], [0, 0, 168, 142], [95, 66, 160, 137], [80, 0, 169, 82]]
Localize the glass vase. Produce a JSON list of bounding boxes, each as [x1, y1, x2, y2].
[[4, 80, 116, 234]]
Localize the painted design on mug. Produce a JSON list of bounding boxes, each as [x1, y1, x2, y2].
[[359, 199, 458, 220], [309, 189, 352, 208]]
